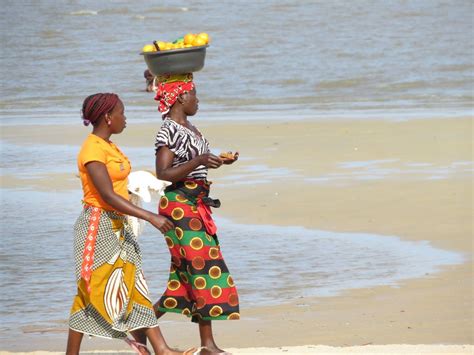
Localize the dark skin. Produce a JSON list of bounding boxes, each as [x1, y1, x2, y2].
[[145, 69, 155, 92], [66, 99, 187, 355], [154, 88, 237, 355]]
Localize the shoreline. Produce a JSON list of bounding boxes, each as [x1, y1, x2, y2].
[[1, 116, 472, 352], [0, 108, 472, 127]]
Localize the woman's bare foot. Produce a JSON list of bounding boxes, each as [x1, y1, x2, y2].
[[163, 348, 196, 355], [198, 346, 231, 355]]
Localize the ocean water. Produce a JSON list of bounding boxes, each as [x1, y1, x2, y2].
[[1, 0, 473, 125]]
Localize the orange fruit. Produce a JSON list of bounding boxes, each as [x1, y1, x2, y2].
[[184, 33, 196, 45], [142, 44, 156, 52], [197, 32, 210, 44], [157, 41, 166, 50], [192, 36, 207, 47]]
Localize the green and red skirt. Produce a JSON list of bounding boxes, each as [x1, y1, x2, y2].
[[156, 180, 240, 322]]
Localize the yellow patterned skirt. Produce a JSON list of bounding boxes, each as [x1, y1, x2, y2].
[[69, 205, 159, 338]]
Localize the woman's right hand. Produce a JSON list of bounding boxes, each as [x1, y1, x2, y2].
[[147, 213, 174, 234], [197, 153, 223, 169]]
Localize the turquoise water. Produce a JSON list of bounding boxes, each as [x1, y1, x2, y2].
[[1, 0, 473, 125]]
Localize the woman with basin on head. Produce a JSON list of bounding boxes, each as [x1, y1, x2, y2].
[[153, 73, 240, 355], [66, 93, 192, 355]]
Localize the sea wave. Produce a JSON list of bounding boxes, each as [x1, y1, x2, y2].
[[69, 10, 98, 16], [147, 7, 189, 13], [316, 78, 368, 90]]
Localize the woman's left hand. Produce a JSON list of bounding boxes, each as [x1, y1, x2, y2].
[[221, 151, 239, 165]]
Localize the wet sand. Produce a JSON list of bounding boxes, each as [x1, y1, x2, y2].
[[1, 116, 472, 353]]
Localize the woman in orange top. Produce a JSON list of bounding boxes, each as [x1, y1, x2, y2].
[[67, 93, 188, 355]]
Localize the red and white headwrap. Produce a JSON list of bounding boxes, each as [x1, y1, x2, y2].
[[154, 73, 194, 119]]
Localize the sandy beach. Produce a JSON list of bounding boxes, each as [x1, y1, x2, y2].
[[1, 116, 472, 354]]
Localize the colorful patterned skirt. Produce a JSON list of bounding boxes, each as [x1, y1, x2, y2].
[[69, 205, 159, 338], [156, 180, 240, 323]]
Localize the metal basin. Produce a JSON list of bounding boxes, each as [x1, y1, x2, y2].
[[141, 45, 208, 75]]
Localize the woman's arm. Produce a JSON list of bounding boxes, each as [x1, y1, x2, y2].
[[86, 161, 173, 233], [155, 146, 223, 182]]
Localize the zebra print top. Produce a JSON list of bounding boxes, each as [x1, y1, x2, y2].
[[155, 118, 210, 180]]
